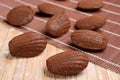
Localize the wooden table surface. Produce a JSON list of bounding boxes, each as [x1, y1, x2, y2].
[[0, 21, 119, 80]]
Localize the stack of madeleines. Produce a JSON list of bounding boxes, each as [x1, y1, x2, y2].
[[6, 0, 108, 76]]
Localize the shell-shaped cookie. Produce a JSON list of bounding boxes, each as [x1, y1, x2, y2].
[[75, 16, 106, 30], [46, 51, 89, 76], [46, 14, 70, 37], [9, 32, 47, 58], [7, 6, 34, 26], [77, 0, 104, 10], [71, 30, 108, 50], [38, 3, 65, 16]]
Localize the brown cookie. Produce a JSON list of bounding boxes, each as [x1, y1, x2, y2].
[[46, 14, 70, 37], [9, 32, 47, 58], [7, 6, 34, 26], [38, 3, 65, 16], [75, 16, 106, 30], [71, 30, 108, 50], [77, 0, 104, 11], [46, 51, 89, 76]]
